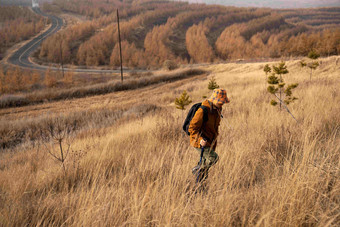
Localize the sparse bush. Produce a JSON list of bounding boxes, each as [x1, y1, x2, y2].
[[163, 60, 178, 71], [308, 49, 320, 60], [299, 60, 307, 68], [40, 117, 75, 174]]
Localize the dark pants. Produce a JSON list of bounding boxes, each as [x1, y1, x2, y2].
[[195, 147, 219, 170], [193, 147, 219, 185]]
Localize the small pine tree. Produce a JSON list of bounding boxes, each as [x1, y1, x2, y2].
[[267, 62, 298, 107], [267, 73, 279, 106], [304, 50, 320, 80], [307, 61, 319, 81], [264, 64, 271, 75], [272, 62, 289, 109], [263, 64, 271, 75], [208, 77, 219, 90], [175, 90, 192, 111]]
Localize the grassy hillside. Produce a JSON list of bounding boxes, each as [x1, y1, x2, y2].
[[0, 56, 339, 225]]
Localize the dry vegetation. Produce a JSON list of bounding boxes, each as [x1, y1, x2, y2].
[[37, 0, 340, 69], [0, 68, 205, 109], [0, 6, 47, 60], [0, 56, 339, 226]]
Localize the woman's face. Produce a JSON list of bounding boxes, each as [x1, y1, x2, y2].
[[214, 103, 223, 109]]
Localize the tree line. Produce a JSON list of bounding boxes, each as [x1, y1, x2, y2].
[[37, 0, 340, 68], [0, 66, 75, 94], [0, 6, 47, 60]]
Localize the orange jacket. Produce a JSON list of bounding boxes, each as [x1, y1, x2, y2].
[[188, 100, 221, 149]]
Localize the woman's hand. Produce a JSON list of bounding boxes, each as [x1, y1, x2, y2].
[[200, 139, 207, 147]]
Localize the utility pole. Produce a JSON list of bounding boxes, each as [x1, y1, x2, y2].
[[59, 37, 64, 78], [117, 9, 123, 82]]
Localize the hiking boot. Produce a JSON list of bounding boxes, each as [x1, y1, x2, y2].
[[192, 165, 200, 175]]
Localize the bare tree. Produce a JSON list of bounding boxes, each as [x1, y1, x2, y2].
[[40, 117, 74, 174]]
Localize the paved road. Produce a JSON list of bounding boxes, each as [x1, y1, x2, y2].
[[8, 7, 63, 70], [7, 7, 266, 75], [7, 7, 140, 74], [5, 7, 256, 75]]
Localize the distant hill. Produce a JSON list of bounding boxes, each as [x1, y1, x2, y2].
[[37, 0, 340, 69], [0, 0, 31, 6], [0, 0, 52, 6], [186, 0, 340, 8]]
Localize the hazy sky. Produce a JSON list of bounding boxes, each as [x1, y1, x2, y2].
[[184, 0, 340, 8]]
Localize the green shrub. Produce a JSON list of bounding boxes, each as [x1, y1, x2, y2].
[[175, 90, 192, 110]]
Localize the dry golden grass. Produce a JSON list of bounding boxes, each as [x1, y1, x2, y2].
[[0, 56, 339, 226]]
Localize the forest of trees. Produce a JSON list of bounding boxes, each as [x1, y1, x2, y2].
[[0, 6, 47, 60], [0, 66, 41, 93], [37, 0, 340, 69]]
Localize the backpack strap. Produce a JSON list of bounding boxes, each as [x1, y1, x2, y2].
[[207, 100, 213, 113], [200, 105, 208, 122], [199, 105, 209, 142]]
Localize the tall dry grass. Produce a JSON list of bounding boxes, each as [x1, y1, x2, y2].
[[0, 56, 339, 226], [0, 103, 160, 149]]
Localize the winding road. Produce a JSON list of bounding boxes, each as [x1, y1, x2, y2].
[[8, 7, 63, 70], [5, 7, 226, 74], [7, 7, 138, 74]]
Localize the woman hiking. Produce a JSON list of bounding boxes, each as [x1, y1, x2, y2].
[[188, 88, 230, 191]]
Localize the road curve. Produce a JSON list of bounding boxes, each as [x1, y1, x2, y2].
[[8, 7, 63, 70], [7, 7, 141, 74], [6, 7, 276, 74]]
